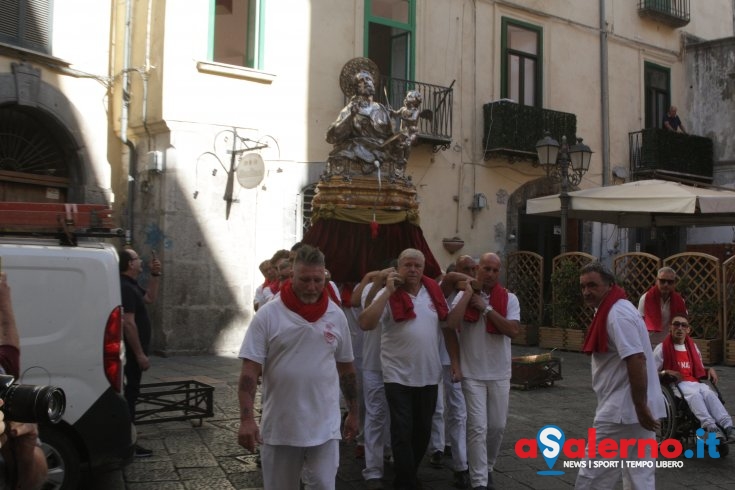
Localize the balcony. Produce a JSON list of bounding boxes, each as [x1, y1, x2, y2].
[[638, 0, 690, 28], [374, 76, 454, 152], [482, 100, 577, 161], [628, 129, 713, 183]]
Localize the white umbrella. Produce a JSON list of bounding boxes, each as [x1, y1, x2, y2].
[[526, 179, 735, 227]]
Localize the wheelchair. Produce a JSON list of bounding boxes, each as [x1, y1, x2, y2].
[[657, 377, 729, 457]]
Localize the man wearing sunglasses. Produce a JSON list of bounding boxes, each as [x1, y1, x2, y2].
[[653, 314, 735, 441], [638, 267, 687, 346]]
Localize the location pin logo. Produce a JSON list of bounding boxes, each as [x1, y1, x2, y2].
[[537, 425, 565, 475]]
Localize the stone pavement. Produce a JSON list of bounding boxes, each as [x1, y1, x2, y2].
[[110, 346, 735, 490]]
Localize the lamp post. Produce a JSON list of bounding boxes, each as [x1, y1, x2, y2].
[[535, 132, 593, 254]]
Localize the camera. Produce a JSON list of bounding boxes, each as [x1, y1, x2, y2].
[[0, 374, 65, 424]]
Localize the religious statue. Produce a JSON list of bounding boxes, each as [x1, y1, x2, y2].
[[325, 58, 422, 180]]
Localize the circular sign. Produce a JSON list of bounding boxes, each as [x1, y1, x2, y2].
[[236, 153, 265, 189]]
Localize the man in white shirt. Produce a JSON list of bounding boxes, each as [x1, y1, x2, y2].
[[359, 249, 451, 490], [575, 262, 665, 490], [446, 253, 519, 490], [237, 245, 359, 489]]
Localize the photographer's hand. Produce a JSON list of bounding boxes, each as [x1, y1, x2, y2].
[[6, 422, 48, 489]]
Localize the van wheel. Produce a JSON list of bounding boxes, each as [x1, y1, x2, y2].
[[39, 427, 81, 490]]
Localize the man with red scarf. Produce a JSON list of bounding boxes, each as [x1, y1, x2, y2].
[[576, 262, 664, 490], [359, 249, 452, 490], [653, 314, 735, 440], [638, 267, 687, 346], [237, 245, 359, 489], [446, 253, 519, 490]]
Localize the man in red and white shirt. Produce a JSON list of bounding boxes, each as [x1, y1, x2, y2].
[[653, 314, 735, 440]]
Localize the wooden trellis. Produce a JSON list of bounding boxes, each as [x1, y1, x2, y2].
[[552, 252, 596, 329], [664, 252, 721, 340], [506, 251, 544, 326], [723, 256, 735, 365], [612, 253, 662, 304]]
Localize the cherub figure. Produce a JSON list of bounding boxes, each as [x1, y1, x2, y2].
[[389, 90, 423, 164]]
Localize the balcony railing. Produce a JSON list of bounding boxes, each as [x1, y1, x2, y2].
[[374, 76, 454, 151], [482, 100, 577, 161], [628, 128, 713, 182], [638, 0, 690, 28]]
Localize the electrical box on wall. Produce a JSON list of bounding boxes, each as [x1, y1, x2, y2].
[[146, 151, 164, 173]]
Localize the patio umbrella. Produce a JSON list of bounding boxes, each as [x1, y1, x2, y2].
[[525, 179, 735, 227]]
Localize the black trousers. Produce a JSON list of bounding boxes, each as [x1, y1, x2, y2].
[[384, 382, 438, 490], [124, 352, 142, 421]]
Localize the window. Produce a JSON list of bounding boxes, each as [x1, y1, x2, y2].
[[501, 18, 542, 107], [644, 62, 670, 129], [210, 0, 264, 69], [364, 0, 415, 81], [0, 0, 52, 54]]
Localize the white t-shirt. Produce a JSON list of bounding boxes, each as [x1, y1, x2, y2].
[[637, 291, 672, 332], [254, 283, 267, 308], [239, 296, 353, 446], [376, 286, 443, 387], [590, 299, 666, 424], [361, 283, 383, 371], [652, 342, 703, 377], [452, 289, 521, 381]]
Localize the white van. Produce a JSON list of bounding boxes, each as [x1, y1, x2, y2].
[[0, 237, 133, 489]]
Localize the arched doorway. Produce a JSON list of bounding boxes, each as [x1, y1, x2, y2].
[[0, 105, 80, 202]]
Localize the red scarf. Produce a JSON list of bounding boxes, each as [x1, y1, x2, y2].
[[340, 283, 354, 307], [279, 279, 329, 322], [642, 286, 687, 332], [662, 334, 706, 380], [268, 279, 280, 294], [463, 284, 509, 334], [388, 276, 449, 322], [582, 285, 628, 354], [326, 282, 341, 306]]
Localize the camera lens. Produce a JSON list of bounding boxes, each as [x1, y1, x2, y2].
[[3, 384, 66, 424]]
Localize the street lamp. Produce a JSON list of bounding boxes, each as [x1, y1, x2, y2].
[[535, 132, 593, 253]]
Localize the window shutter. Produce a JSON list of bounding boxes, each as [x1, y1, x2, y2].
[[0, 0, 52, 54]]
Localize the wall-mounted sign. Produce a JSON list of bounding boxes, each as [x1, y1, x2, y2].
[[236, 153, 265, 189]]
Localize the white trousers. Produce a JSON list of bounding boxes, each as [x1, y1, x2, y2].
[[430, 365, 468, 471], [362, 369, 391, 480], [462, 378, 509, 487], [574, 422, 656, 490], [261, 439, 339, 490], [677, 380, 733, 430]]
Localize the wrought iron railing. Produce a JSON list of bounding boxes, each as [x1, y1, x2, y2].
[[374, 76, 454, 151], [628, 128, 713, 182], [638, 0, 690, 28], [482, 100, 577, 161]]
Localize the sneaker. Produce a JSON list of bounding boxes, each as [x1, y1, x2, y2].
[[707, 426, 725, 440], [134, 444, 153, 458], [429, 450, 443, 468], [453, 470, 470, 489], [725, 426, 735, 441], [365, 479, 383, 490], [471, 487, 487, 490]]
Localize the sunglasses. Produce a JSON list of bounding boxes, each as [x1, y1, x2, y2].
[[671, 321, 689, 328], [658, 278, 675, 285]]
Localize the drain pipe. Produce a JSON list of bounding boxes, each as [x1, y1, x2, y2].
[[122, 0, 135, 244], [599, 0, 611, 259]]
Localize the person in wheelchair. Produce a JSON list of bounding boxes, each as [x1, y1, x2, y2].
[[653, 314, 735, 441]]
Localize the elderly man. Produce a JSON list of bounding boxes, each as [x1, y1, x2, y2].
[[654, 314, 735, 441], [359, 248, 452, 490], [447, 253, 519, 490], [237, 245, 359, 489], [638, 267, 687, 345], [576, 262, 665, 490]]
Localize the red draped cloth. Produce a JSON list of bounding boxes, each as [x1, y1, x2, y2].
[[302, 219, 442, 284]]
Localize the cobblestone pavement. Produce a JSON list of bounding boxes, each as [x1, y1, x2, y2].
[[100, 345, 735, 489]]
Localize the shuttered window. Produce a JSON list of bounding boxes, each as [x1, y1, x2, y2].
[[0, 0, 52, 54]]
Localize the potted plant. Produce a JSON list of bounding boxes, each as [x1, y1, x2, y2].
[[545, 259, 586, 351]]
